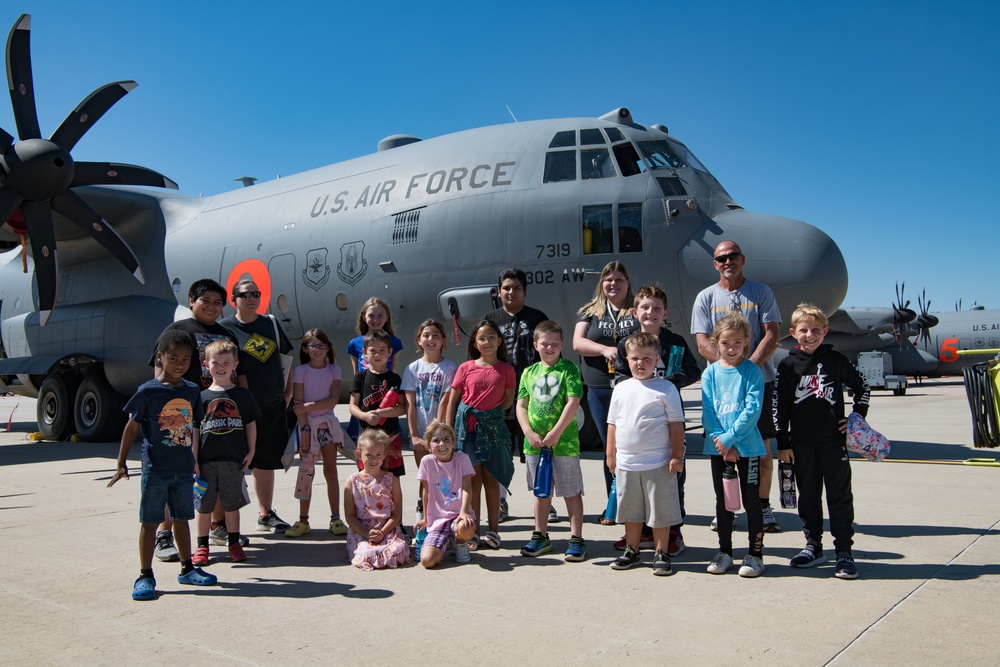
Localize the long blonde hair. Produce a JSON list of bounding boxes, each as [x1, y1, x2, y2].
[[577, 261, 633, 319]]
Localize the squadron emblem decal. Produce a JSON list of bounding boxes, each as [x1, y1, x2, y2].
[[336, 241, 368, 287], [301, 247, 331, 291]]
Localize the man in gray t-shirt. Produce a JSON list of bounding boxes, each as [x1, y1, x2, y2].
[[691, 240, 782, 532]]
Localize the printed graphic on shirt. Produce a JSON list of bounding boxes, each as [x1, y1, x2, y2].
[[531, 373, 562, 408], [362, 379, 390, 408], [201, 397, 245, 435], [242, 333, 276, 363], [157, 398, 195, 447], [714, 388, 740, 417], [436, 476, 459, 507], [417, 369, 447, 413], [194, 332, 237, 388], [794, 364, 836, 405]]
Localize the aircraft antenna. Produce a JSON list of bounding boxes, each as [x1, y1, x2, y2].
[[505, 104, 518, 123]]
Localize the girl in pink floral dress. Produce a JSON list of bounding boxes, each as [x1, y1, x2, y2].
[[343, 430, 411, 570]]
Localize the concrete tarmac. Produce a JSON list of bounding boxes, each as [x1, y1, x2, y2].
[[1, 379, 998, 665]]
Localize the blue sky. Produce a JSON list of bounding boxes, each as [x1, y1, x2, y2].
[[4, 1, 997, 311]]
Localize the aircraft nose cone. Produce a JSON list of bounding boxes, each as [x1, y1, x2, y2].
[[681, 211, 849, 321]]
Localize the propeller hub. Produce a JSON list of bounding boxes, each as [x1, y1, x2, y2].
[[0, 138, 75, 200]]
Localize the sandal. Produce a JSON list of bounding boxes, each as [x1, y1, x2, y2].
[[483, 531, 502, 549], [599, 516, 617, 526], [177, 567, 218, 586], [468, 534, 480, 551], [132, 576, 156, 601]]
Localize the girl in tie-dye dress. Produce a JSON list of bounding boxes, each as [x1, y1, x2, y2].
[[343, 430, 411, 570]]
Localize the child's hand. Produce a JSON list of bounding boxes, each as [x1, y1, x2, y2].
[[778, 450, 794, 463], [606, 452, 616, 473], [838, 417, 848, 433], [714, 437, 727, 455], [107, 465, 129, 488], [242, 452, 253, 470], [366, 411, 381, 426], [368, 527, 384, 544], [193, 462, 200, 477], [293, 402, 309, 416], [414, 517, 427, 531], [669, 457, 683, 474], [540, 433, 558, 449], [525, 431, 543, 449], [411, 436, 428, 452], [723, 448, 738, 463], [298, 432, 311, 454]]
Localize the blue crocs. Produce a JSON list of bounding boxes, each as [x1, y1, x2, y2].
[[177, 567, 218, 586], [132, 576, 156, 601]]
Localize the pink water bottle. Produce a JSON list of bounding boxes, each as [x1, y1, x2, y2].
[[723, 462, 741, 512], [376, 388, 400, 425]]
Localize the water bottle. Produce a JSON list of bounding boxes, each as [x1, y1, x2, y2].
[[192, 475, 208, 510], [665, 345, 685, 377], [413, 527, 427, 558], [604, 475, 618, 524], [723, 462, 741, 512], [534, 448, 554, 498], [376, 388, 400, 425], [779, 461, 797, 509]]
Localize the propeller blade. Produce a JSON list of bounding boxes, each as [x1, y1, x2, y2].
[[6, 14, 41, 140], [0, 124, 12, 153], [50, 190, 145, 284], [0, 186, 23, 222], [50, 81, 137, 151], [72, 161, 179, 189], [20, 199, 57, 323]]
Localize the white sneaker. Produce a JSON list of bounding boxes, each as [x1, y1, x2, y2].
[[739, 554, 765, 578], [548, 506, 560, 523], [707, 551, 733, 574], [454, 541, 471, 564]]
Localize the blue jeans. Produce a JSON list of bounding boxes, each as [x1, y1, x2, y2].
[[586, 385, 614, 497], [139, 468, 195, 524]]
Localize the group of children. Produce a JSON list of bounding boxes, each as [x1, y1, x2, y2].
[[110, 276, 869, 600]]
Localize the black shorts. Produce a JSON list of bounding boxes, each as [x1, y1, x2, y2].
[[250, 403, 290, 470], [757, 381, 777, 440]]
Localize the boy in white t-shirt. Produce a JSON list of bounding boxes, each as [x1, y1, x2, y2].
[[606, 332, 685, 576]]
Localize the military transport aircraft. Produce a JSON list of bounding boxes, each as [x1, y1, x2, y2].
[[0, 14, 848, 441]]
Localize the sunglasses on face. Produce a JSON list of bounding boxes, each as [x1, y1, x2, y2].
[[714, 252, 742, 264], [236, 291, 262, 299]]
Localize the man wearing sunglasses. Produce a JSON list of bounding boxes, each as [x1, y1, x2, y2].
[[691, 241, 782, 533], [219, 279, 294, 535]]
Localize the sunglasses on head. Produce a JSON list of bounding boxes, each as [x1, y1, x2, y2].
[[236, 290, 261, 299], [714, 252, 742, 264]]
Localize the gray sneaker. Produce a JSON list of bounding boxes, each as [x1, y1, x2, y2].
[[738, 554, 765, 578], [762, 505, 781, 532], [210, 523, 250, 547], [154, 530, 179, 562], [454, 541, 471, 564]]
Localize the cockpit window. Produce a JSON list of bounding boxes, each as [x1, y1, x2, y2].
[[667, 139, 708, 173], [543, 150, 577, 183], [618, 203, 643, 253], [612, 142, 645, 177], [636, 140, 685, 169], [581, 148, 617, 180], [548, 131, 576, 148], [580, 128, 604, 146], [604, 127, 625, 143], [656, 176, 687, 196]]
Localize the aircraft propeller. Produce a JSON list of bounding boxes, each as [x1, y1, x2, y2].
[[0, 14, 177, 324], [892, 281, 916, 343], [915, 288, 939, 347]]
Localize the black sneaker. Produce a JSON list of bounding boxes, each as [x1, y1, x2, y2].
[[835, 552, 858, 579], [610, 546, 642, 570], [790, 544, 826, 568], [257, 510, 290, 533], [652, 549, 673, 576]]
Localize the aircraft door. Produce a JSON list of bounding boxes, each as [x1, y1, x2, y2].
[[268, 254, 304, 339]]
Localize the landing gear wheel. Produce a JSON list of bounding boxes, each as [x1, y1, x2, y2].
[[37, 375, 73, 441], [74, 374, 125, 442], [893, 386, 906, 396]]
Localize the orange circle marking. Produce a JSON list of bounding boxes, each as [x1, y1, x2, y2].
[[226, 258, 271, 315]]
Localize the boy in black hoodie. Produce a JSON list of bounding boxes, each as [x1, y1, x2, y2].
[[776, 303, 870, 579]]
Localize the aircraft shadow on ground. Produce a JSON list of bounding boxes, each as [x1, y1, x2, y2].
[[887, 439, 996, 461], [0, 438, 119, 466], [159, 577, 393, 600]]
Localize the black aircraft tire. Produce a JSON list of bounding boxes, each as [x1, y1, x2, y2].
[[74, 374, 126, 442], [37, 375, 74, 441]]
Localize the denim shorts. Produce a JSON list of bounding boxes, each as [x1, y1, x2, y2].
[[140, 468, 195, 524]]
